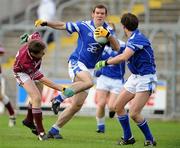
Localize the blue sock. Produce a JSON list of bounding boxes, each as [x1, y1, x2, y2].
[[49, 127, 59, 135], [55, 94, 64, 103], [137, 119, 153, 141], [118, 114, 132, 141], [98, 124, 105, 132]]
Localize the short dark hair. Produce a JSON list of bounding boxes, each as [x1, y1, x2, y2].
[[28, 40, 46, 54], [121, 13, 139, 31], [92, 4, 107, 14]]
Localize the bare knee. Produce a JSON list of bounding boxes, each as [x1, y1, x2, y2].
[[69, 103, 83, 114], [85, 80, 94, 89], [129, 111, 140, 122], [31, 95, 41, 107], [97, 100, 106, 109]]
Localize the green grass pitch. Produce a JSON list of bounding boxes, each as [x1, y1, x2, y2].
[[0, 114, 180, 148]]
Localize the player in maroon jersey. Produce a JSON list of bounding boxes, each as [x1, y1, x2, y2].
[[13, 32, 64, 141], [0, 44, 16, 127]]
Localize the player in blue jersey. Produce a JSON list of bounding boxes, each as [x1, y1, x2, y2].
[[95, 39, 125, 133], [94, 23, 125, 133], [35, 4, 120, 139], [95, 13, 157, 146]]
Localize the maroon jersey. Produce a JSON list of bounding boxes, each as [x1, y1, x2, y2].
[[13, 44, 44, 80], [13, 32, 44, 80]]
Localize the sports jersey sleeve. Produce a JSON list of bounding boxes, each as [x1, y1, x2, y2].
[[126, 33, 150, 52], [118, 40, 126, 54], [126, 39, 137, 52], [66, 21, 81, 34]]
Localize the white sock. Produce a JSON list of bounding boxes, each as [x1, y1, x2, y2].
[[52, 124, 60, 131], [96, 116, 105, 125]]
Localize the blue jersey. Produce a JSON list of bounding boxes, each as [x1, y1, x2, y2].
[[99, 40, 126, 80], [66, 20, 115, 68], [126, 29, 156, 75]]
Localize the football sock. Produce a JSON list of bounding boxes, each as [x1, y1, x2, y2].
[[137, 119, 153, 141], [25, 103, 33, 122], [109, 111, 116, 118], [98, 124, 105, 132], [96, 116, 105, 125], [50, 125, 60, 134], [96, 117, 105, 131], [32, 108, 44, 134], [2, 96, 15, 116], [118, 114, 132, 141], [52, 124, 60, 130], [55, 92, 66, 103], [5, 102, 15, 116]]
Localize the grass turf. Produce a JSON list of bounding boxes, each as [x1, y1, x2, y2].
[[0, 114, 180, 148]]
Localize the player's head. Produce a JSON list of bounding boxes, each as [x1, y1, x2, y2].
[[28, 32, 41, 41], [28, 40, 46, 59], [92, 4, 107, 27], [120, 13, 139, 34]]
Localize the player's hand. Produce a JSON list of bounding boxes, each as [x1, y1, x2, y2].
[[20, 33, 29, 44], [63, 87, 75, 97], [35, 19, 47, 27], [94, 26, 110, 38], [95, 60, 107, 70]]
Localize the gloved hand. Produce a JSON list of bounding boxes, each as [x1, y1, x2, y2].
[[95, 60, 107, 70], [20, 33, 29, 44], [94, 26, 110, 38], [63, 87, 75, 97], [94, 70, 102, 77], [35, 19, 47, 27]]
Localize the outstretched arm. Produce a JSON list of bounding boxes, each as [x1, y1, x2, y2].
[[95, 47, 134, 70], [35, 19, 66, 30], [39, 76, 65, 91], [107, 47, 134, 65]]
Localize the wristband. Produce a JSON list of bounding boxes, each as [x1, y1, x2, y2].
[[41, 22, 48, 26], [105, 60, 109, 66], [106, 32, 110, 38]]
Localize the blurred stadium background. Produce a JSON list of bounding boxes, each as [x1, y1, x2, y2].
[[0, 0, 180, 119]]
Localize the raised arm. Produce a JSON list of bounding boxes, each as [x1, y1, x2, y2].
[[108, 36, 120, 51], [94, 26, 120, 50], [35, 19, 66, 30]]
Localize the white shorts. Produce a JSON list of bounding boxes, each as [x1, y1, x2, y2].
[[68, 60, 94, 82], [96, 75, 124, 94], [124, 74, 157, 94], [14, 72, 39, 86]]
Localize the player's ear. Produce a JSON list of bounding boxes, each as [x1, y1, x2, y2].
[[92, 12, 95, 18]]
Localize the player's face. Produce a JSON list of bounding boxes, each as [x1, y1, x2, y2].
[[92, 8, 107, 27], [121, 24, 128, 37]]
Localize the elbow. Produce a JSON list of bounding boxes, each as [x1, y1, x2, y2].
[[112, 43, 120, 51], [123, 57, 129, 61], [115, 44, 120, 51]]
